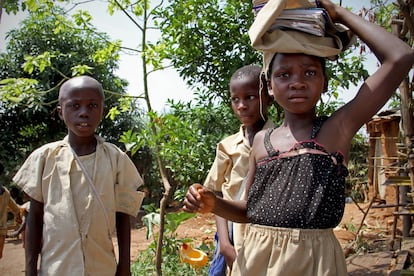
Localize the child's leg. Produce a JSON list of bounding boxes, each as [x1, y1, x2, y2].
[[0, 234, 5, 259], [22, 228, 26, 248]]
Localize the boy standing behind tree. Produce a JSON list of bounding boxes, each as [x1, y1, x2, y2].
[[204, 65, 274, 275]]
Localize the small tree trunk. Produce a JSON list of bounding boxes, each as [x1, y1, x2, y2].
[[155, 154, 172, 276], [0, 0, 5, 24]]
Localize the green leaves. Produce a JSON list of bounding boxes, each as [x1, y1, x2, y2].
[[142, 211, 196, 240], [23, 52, 53, 74], [73, 9, 93, 26], [0, 78, 39, 107], [93, 40, 122, 64], [105, 96, 133, 120], [157, 0, 260, 103], [146, 42, 168, 70], [119, 129, 141, 152], [71, 64, 93, 76]]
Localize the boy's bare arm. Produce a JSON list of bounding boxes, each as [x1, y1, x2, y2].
[[26, 198, 43, 276], [213, 192, 236, 266], [215, 215, 237, 267], [116, 212, 131, 276]]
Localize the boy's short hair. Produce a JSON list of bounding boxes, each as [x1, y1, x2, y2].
[[59, 76, 105, 101], [231, 64, 268, 94], [231, 64, 262, 82]]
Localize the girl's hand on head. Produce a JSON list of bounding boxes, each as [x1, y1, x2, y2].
[[182, 183, 216, 214], [318, 0, 340, 22]]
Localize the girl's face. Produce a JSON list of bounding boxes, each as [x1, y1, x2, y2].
[[268, 53, 326, 115], [230, 76, 271, 127], [57, 88, 104, 139]]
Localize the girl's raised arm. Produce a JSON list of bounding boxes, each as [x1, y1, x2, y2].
[[319, 0, 413, 153]]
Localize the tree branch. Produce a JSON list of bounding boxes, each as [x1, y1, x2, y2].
[[112, 0, 144, 32]]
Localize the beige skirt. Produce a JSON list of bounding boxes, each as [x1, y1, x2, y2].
[[231, 224, 347, 276]]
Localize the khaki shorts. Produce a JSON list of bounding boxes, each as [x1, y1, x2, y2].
[[232, 224, 347, 276]]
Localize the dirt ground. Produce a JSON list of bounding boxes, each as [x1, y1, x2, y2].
[[0, 201, 403, 275]]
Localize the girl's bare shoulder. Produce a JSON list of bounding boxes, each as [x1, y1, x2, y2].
[[254, 129, 268, 140], [317, 114, 353, 156], [251, 130, 270, 161]]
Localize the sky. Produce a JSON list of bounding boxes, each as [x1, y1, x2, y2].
[[0, 0, 380, 112]]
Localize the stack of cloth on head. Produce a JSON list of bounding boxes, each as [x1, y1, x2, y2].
[[249, 0, 356, 76]]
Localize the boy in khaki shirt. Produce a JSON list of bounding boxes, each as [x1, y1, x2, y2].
[[14, 76, 144, 275], [204, 65, 273, 275]]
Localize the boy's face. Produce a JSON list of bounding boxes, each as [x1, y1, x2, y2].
[[57, 87, 104, 138], [268, 53, 325, 115], [230, 76, 269, 126]]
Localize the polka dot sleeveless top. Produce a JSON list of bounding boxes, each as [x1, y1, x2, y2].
[[247, 117, 349, 229]]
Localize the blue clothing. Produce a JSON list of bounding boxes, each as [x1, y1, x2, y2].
[[208, 225, 234, 276]]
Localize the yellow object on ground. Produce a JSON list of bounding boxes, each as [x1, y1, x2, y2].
[[179, 243, 208, 268]]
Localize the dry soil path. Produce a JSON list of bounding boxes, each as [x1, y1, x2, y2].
[[0, 203, 396, 275]]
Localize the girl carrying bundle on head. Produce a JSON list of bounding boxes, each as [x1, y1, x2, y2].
[[183, 0, 414, 275]]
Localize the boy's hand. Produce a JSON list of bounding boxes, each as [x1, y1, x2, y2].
[[182, 183, 216, 214], [221, 243, 237, 269]]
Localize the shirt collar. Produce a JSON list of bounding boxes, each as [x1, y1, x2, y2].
[[62, 134, 104, 147], [235, 119, 275, 147]]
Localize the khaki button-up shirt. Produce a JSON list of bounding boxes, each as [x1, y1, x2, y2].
[[13, 135, 143, 276]]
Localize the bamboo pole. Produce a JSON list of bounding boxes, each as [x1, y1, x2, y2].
[[391, 18, 414, 202]]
